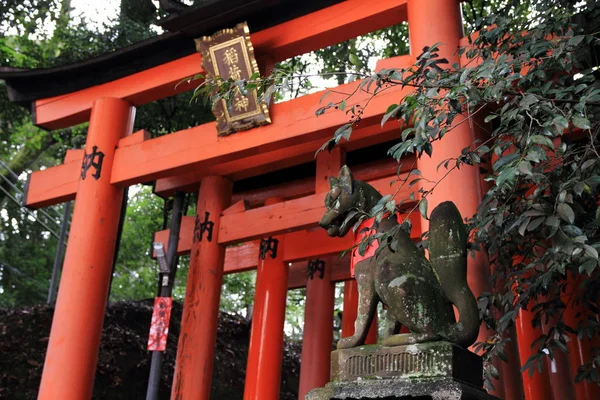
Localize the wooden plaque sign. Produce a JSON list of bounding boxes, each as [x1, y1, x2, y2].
[[196, 22, 271, 136]]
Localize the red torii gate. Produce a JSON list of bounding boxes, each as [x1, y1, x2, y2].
[[3, 0, 597, 399]]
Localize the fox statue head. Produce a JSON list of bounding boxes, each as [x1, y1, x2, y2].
[[319, 165, 382, 237]]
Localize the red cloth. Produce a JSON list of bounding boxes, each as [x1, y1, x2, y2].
[[147, 297, 173, 351]]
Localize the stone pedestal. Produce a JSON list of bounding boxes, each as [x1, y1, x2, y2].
[[307, 341, 497, 400]]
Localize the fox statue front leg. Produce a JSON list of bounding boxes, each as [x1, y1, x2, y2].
[[383, 305, 401, 339], [337, 258, 379, 349]]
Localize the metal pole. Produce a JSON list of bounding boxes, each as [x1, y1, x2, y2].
[[107, 186, 129, 303], [146, 351, 164, 400], [47, 201, 72, 306], [146, 191, 185, 400]]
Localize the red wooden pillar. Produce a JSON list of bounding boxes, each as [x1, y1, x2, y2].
[[342, 280, 358, 338], [366, 316, 378, 344], [298, 258, 335, 399], [539, 296, 575, 400], [543, 324, 575, 400], [171, 176, 232, 400], [501, 326, 525, 400], [408, 0, 490, 343], [38, 98, 134, 399], [342, 279, 377, 344], [244, 197, 288, 400], [407, 2, 505, 397], [516, 308, 554, 400], [297, 148, 341, 399], [564, 277, 600, 400]]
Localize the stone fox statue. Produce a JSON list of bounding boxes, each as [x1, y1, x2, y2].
[[319, 166, 480, 349]]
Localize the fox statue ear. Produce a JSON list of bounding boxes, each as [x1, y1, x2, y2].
[[338, 165, 353, 192], [328, 176, 339, 188]]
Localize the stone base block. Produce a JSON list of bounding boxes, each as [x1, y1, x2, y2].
[[306, 377, 498, 400], [331, 341, 482, 387], [306, 341, 497, 400]]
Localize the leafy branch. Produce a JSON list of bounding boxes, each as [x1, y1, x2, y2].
[[190, 0, 600, 388]]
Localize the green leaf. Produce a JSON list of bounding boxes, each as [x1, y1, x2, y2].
[[484, 114, 498, 123], [581, 159, 596, 171], [579, 258, 597, 275], [423, 142, 433, 157], [333, 123, 352, 143], [563, 225, 583, 237], [558, 190, 567, 203], [496, 167, 516, 187], [557, 203, 575, 224], [545, 215, 560, 227], [572, 115, 591, 130], [493, 153, 520, 172], [426, 87, 439, 98], [519, 217, 531, 236], [552, 116, 569, 133], [319, 91, 332, 104], [520, 94, 539, 109], [518, 161, 532, 175], [385, 200, 397, 214], [459, 68, 470, 84], [528, 217, 545, 231], [567, 35, 585, 47], [586, 176, 600, 185], [492, 347, 508, 363], [408, 178, 422, 188], [530, 135, 554, 149], [574, 182, 585, 196], [381, 104, 399, 127], [349, 53, 361, 66], [419, 199, 428, 220], [489, 364, 500, 380], [523, 209, 545, 217], [467, 87, 481, 102], [584, 244, 598, 260]]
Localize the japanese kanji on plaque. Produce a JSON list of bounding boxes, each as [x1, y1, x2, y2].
[[196, 22, 271, 136], [147, 297, 173, 351]]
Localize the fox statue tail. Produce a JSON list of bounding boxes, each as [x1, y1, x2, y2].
[[428, 201, 480, 347]]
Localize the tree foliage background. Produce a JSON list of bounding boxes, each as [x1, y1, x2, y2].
[[0, 0, 213, 307]]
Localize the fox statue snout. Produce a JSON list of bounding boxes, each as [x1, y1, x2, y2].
[[319, 165, 377, 238]]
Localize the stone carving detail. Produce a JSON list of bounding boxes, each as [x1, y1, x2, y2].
[[331, 341, 482, 385], [319, 166, 480, 349]]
